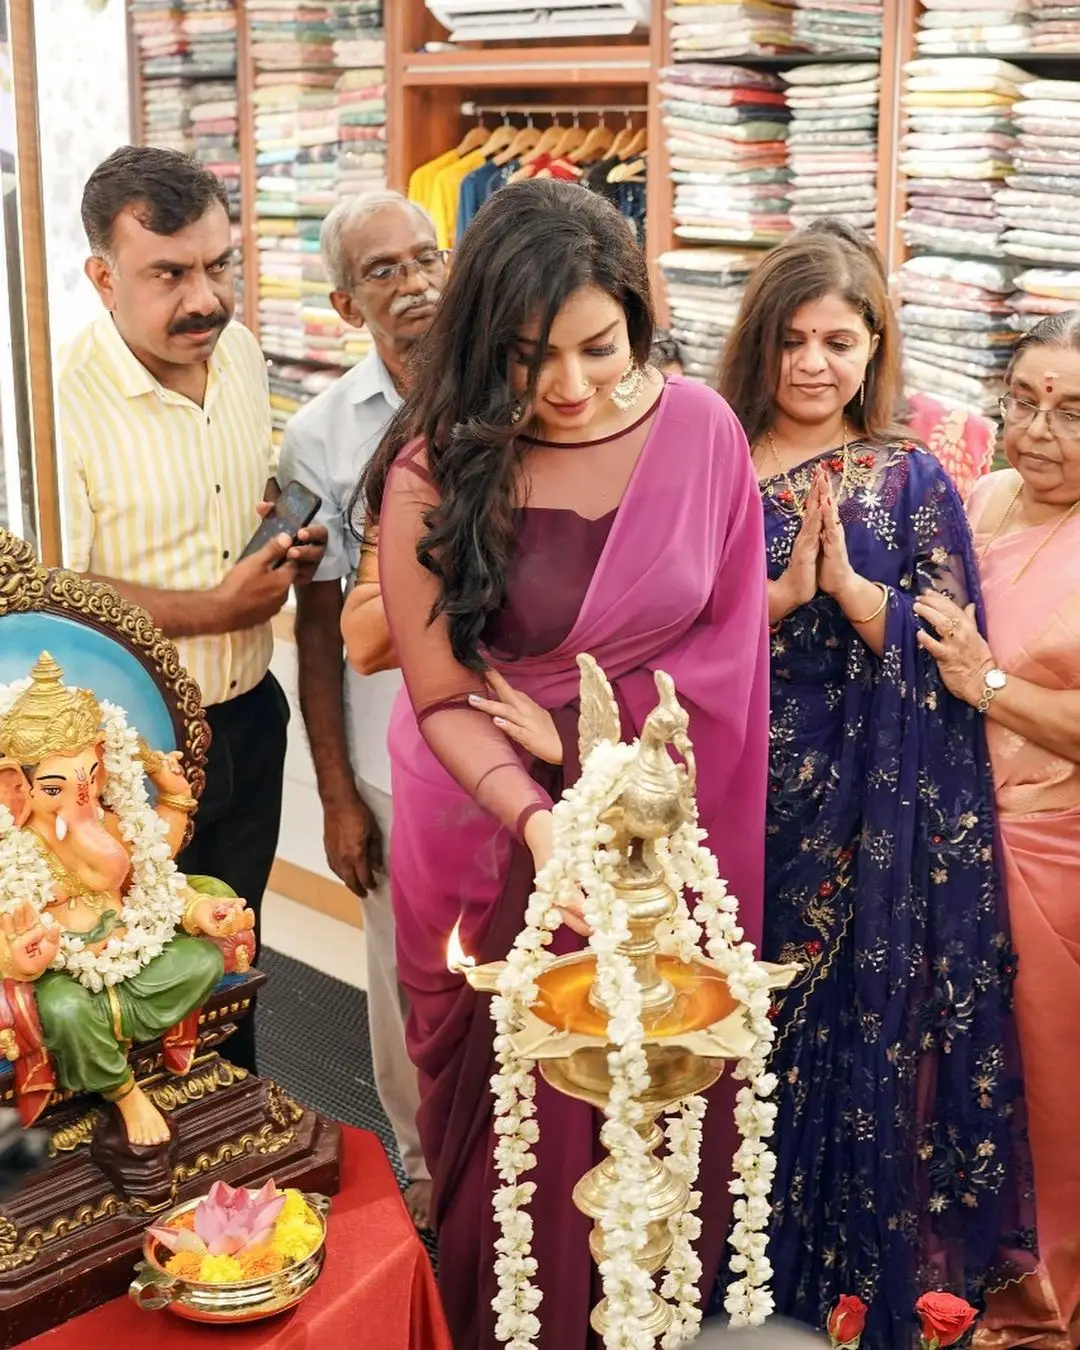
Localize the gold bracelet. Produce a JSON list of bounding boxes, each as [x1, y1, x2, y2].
[[156, 791, 198, 814], [181, 893, 204, 936], [850, 582, 889, 625]]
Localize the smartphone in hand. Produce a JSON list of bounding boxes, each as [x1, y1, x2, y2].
[[239, 480, 322, 569]]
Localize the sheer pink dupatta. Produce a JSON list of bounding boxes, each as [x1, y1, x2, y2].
[[386, 380, 769, 1316]]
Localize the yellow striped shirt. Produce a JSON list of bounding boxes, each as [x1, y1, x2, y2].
[[57, 313, 276, 706]]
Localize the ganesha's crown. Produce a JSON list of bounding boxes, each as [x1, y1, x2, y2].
[[0, 651, 103, 765]]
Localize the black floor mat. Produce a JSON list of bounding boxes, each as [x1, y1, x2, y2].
[[256, 946, 437, 1264]]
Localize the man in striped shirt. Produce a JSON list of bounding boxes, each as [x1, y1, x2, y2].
[[56, 147, 326, 1073]]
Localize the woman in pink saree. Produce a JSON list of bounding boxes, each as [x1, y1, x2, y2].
[[355, 180, 770, 1349], [916, 313, 1080, 1350]]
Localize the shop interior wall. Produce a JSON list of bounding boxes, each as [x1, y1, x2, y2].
[[35, 0, 130, 354]]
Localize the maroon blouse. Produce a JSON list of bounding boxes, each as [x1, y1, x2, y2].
[[379, 392, 661, 839]]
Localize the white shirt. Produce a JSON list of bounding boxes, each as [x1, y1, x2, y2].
[[277, 349, 402, 795]]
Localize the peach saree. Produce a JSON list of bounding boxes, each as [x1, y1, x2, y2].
[[969, 471, 1080, 1349]]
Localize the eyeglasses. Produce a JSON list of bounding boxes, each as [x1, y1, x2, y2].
[[357, 249, 451, 288], [1000, 393, 1080, 441]]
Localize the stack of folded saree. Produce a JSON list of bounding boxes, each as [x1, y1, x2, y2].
[[191, 81, 240, 204], [998, 79, 1080, 279], [141, 78, 194, 151], [1010, 268, 1080, 331], [662, 63, 791, 245], [250, 3, 387, 400], [247, 0, 338, 67], [782, 62, 880, 230], [129, 1, 187, 79], [915, 0, 1032, 53], [131, 0, 238, 78], [898, 59, 1029, 414], [131, 1, 240, 199], [335, 62, 387, 199], [1028, 0, 1080, 47], [658, 248, 759, 379], [666, 0, 801, 59], [332, 2, 384, 66], [179, 0, 237, 77], [257, 217, 332, 362], [793, 0, 883, 52], [897, 255, 1019, 414], [267, 360, 344, 445], [899, 58, 1025, 256]]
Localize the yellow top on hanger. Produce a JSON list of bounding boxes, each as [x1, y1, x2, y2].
[[430, 150, 486, 250], [408, 149, 459, 218]]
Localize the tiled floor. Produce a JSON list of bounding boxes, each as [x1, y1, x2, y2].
[[261, 891, 366, 990]]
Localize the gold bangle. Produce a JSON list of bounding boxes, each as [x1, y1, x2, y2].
[[850, 582, 889, 625], [156, 791, 198, 814], [181, 894, 204, 936]]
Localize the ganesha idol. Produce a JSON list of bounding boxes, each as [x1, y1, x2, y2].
[[0, 651, 255, 1151]]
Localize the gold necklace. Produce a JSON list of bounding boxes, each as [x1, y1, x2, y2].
[[27, 830, 113, 915], [761, 423, 851, 519], [978, 483, 1080, 584]]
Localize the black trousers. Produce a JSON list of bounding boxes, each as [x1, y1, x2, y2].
[[177, 671, 290, 1074]]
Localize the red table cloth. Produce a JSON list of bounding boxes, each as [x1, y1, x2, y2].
[[22, 1125, 451, 1350]]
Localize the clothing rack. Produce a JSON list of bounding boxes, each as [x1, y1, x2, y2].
[[459, 102, 648, 119]]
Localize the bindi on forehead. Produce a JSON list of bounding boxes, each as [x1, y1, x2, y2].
[[1044, 371, 1058, 394]]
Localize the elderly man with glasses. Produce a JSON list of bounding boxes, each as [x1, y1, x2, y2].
[[277, 191, 448, 1228]]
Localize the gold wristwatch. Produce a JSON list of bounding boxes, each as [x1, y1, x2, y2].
[[977, 667, 1007, 714]]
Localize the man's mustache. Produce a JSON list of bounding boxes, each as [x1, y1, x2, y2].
[[389, 288, 440, 317], [169, 311, 228, 336]]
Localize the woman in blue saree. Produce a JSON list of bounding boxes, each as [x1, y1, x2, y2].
[[716, 224, 1036, 1349]]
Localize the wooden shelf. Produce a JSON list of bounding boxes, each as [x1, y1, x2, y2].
[[398, 44, 651, 86]]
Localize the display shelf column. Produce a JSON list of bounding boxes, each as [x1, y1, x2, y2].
[[647, 0, 672, 323], [7, 0, 61, 566], [237, 0, 258, 341], [879, 0, 919, 276]]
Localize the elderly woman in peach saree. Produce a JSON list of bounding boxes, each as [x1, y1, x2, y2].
[[916, 313, 1080, 1350]]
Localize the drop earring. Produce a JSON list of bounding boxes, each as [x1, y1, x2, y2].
[[611, 364, 646, 412]]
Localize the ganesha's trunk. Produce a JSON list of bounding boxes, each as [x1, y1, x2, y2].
[[62, 809, 131, 891]]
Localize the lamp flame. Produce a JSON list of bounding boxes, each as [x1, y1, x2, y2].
[[447, 918, 475, 974]]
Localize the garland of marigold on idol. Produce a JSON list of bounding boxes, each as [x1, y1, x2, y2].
[[487, 736, 778, 1350]]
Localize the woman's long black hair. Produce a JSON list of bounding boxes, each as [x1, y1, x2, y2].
[[353, 178, 654, 670]]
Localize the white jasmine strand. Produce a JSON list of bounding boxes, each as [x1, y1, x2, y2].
[[488, 735, 778, 1348]]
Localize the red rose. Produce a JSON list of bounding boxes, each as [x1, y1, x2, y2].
[[827, 1294, 868, 1346], [915, 1292, 978, 1347]]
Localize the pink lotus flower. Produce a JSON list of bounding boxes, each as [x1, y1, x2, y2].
[[150, 1180, 285, 1257]]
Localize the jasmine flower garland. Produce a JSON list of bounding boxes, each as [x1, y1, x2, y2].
[[488, 735, 778, 1350], [0, 680, 187, 992]]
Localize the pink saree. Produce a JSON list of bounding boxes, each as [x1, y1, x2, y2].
[[380, 379, 770, 1349], [969, 471, 1080, 1350]]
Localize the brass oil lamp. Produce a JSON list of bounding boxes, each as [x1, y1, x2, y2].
[[452, 656, 794, 1340]]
